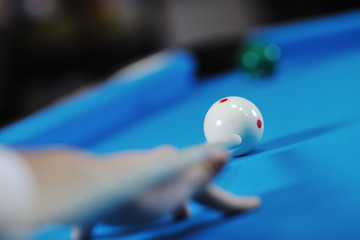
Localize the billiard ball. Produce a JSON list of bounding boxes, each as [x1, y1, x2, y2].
[[237, 41, 281, 77], [203, 96, 264, 156]]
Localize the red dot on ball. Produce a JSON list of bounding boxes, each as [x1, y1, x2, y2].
[[219, 98, 228, 103], [257, 119, 262, 128]]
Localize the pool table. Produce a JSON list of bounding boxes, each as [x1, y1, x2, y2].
[[1, 10, 360, 240]]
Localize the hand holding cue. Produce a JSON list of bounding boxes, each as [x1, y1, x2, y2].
[[3, 136, 258, 238], [24, 134, 244, 223]]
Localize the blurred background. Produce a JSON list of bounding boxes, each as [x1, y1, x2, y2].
[[0, 0, 359, 127]]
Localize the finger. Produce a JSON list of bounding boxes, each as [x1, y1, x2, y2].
[[71, 223, 94, 240], [111, 152, 227, 223], [173, 202, 191, 221], [194, 184, 261, 213], [191, 151, 228, 185]]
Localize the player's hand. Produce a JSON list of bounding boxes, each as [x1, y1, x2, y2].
[[72, 146, 260, 239]]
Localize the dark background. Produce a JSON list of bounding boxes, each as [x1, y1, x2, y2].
[[0, 0, 359, 127]]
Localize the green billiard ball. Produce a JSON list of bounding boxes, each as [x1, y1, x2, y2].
[[237, 41, 281, 77]]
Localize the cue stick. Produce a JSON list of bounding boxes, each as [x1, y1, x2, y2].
[[109, 134, 243, 204]]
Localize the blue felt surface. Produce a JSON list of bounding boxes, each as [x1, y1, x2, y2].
[[85, 35, 360, 240], [1, 11, 360, 240]]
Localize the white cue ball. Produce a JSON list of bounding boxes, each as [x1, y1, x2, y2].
[[203, 96, 264, 156]]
